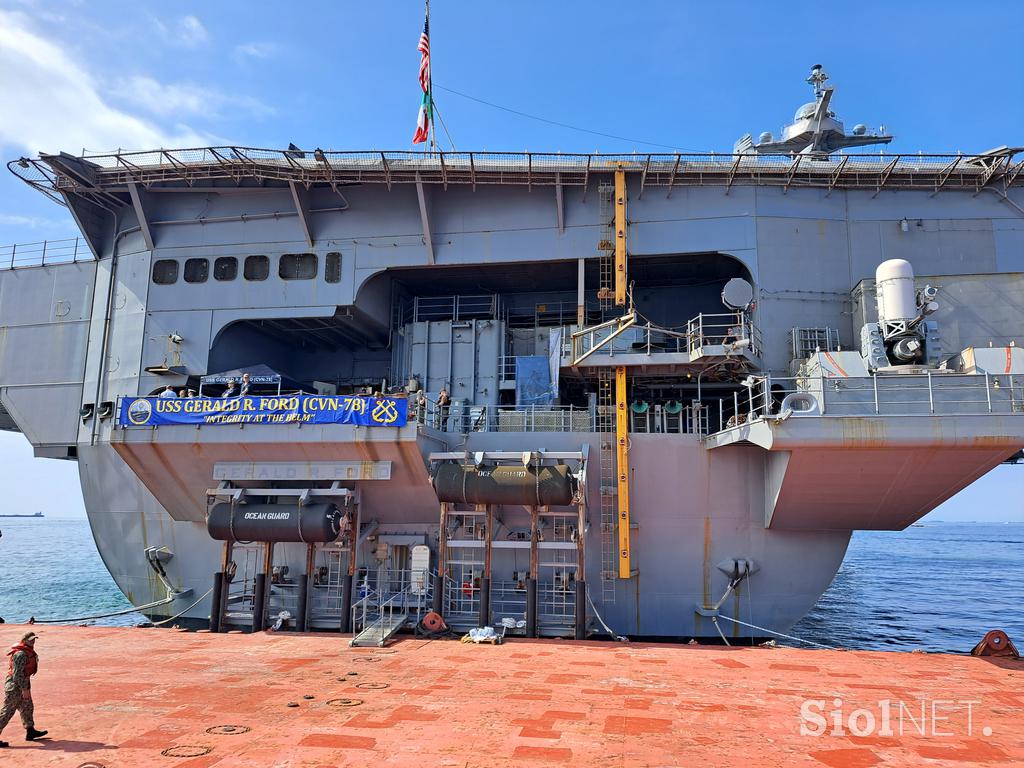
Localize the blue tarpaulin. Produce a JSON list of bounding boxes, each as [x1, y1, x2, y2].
[[515, 356, 554, 406]]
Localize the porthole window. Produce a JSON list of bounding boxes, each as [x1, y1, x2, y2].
[[183, 258, 209, 283], [214, 256, 238, 281], [325, 252, 342, 283], [279, 253, 318, 280], [244, 255, 269, 281], [152, 259, 178, 285]]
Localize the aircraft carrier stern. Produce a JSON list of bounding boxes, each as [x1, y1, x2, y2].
[[2, 65, 1023, 640]]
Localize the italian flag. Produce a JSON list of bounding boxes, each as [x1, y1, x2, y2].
[[413, 91, 431, 145]]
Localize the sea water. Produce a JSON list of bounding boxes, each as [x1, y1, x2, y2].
[[0, 518, 1020, 652]]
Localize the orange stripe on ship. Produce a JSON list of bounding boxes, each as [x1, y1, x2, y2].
[[824, 350, 849, 378]]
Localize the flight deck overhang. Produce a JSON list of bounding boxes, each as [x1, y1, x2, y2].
[[8, 148, 1023, 209], [706, 414, 1024, 531]]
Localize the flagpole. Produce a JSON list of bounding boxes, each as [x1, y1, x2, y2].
[[426, 0, 436, 153]]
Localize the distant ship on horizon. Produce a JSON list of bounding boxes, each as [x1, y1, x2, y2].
[[0, 511, 44, 518]]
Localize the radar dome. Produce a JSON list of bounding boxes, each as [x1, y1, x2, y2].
[[758, 131, 773, 144], [795, 103, 817, 121], [853, 124, 867, 135]]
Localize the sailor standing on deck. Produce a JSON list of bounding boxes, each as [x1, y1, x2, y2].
[[0, 631, 48, 746]]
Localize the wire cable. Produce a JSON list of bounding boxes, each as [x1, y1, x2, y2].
[[432, 103, 458, 152], [585, 589, 627, 642], [150, 587, 215, 627], [31, 594, 177, 624], [434, 83, 701, 152], [714, 614, 837, 650]]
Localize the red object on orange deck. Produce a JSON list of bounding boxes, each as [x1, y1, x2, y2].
[[971, 629, 1020, 658], [421, 612, 445, 632]]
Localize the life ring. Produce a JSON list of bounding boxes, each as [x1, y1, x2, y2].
[[462, 581, 474, 597]]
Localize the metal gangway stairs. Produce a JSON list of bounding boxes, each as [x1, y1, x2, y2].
[[350, 569, 433, 647]]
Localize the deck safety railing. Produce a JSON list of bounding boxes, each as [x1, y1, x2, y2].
[[686, 312, 762, 357], [13, 149, 1022, 198], [350, 568, 433, 638], [708, 371, 1024, 435], [568, 311, 761, 363], [415, 401, 706, 435], [498, 355, 518, 381], [0, 237, 90, 270]]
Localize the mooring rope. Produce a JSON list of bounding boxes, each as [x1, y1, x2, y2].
[[150, 587, 215, 627], [714, 614, 837, 650], [30, 594, 176, 624], [586, 590, 627, 642]]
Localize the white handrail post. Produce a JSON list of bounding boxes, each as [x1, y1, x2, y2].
[[985, 373, 992, 413], [927, 371, 934, 414], [872, 373, 879, 414]]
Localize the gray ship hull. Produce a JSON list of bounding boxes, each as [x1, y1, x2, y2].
[[2, 138, 1022, 639], [78, 433, 851, 638]]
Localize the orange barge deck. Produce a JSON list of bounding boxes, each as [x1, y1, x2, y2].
[[1, 625, 1021, 767]]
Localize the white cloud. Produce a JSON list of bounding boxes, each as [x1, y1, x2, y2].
[[176, 15, 208, 47], [234, 41, 278, 60], [148, 14, 209, 48], [0, 10, 210, 153], [110, 76, 274, 120], [0, 213, 72, 230]]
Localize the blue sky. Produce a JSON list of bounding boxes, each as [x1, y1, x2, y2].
[[0, 0, 1022, 519]]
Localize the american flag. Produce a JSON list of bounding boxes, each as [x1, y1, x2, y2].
[[412, 15, 431, 144], [417, 17, 430, 94]]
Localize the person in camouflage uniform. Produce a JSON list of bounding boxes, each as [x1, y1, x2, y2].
[[0, 631, 47, 747]]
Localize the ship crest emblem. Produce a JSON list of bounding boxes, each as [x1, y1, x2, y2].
[[127, 398, 153, 425], [371, 399, 399, 425]]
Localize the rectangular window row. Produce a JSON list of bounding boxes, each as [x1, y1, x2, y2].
[[152, 253, 342, 285]]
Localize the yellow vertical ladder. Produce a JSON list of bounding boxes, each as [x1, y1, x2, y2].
[[613, 168, 632, 579], [614, 169, 628, 307], [614, 364, 632, 578]]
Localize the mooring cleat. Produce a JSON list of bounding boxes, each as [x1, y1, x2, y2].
[[26, 728, 48, 741]]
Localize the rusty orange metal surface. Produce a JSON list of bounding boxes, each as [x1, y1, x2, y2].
[[1, 625, 1021, 766], [971, 629, 1020, 658]]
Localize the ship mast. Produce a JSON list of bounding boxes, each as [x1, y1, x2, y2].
[[426, 0, 436, 153]]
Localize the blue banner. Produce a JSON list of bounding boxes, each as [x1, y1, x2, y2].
[[119, 394, 408, 428], [515, 355, 554, 406]]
